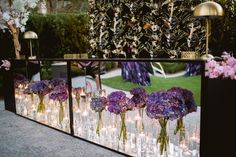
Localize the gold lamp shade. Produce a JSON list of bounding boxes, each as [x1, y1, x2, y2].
[[194, 1, 224, 17], [23, 31, 38, 59], [193, 1, 224, 59], [23, 31, 38, 39]]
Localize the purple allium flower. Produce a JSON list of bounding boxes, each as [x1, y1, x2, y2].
[[108, 101, 122, 114], [107, 91, 134, 114], [31, 80, 51, 96], [108, 91, 126, 102], [130, 87, 147, 108], [146, 90, 188, 120], [90, 97, 107, 112], [168, 87, 197, 114], [48, 85, 68, 103]]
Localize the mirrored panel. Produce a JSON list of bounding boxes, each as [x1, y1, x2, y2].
[[14, 60, 70, 133], [73, 61, 201, 157]]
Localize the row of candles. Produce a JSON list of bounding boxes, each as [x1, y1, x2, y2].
[[15, 85, 200, 157]]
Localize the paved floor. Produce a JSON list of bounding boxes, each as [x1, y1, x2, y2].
[[0, 109, 126, 157]]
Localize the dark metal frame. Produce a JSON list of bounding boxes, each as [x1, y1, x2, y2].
[[3, 58, 206, 157]]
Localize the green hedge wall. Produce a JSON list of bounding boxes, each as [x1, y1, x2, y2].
[[0, 13, 90, 58], [26, 13, 90, 58]]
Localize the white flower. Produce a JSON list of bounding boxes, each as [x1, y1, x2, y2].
[[151, 25, 159, 31], [0, 0, 39, 32], [2, 12, 10, 21], [20, 26, 25, 32], [12, 0, 25, 13]]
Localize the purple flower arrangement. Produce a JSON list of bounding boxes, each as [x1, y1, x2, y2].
[[31, 80, 51, 113], [107, 91, 134, 144], [168, 87, 197, 142], [49, 85, 68, 103], [130, 87, 147, 108], [205, 52, 236, 80], [90, 97, 108, 135], [145, 87, 196, 155], [107, 91, 134, 114], [49, 85, 68, 124]]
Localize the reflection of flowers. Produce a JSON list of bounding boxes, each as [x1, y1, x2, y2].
[[107, 91, 134, 144], [130, 87, 147, 132], [31, 80, 51, 113], [72, 87, 83, 109], [205, 52, 236, 80], [90, 97, 107, 136], [49, 85, 68, 124], [168, 87, 197, 142]]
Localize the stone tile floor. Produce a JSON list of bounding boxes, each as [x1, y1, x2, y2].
[[0, 101, 126, 157]]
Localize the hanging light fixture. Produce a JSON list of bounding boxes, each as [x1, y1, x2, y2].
[[193, 1, 224, 59]]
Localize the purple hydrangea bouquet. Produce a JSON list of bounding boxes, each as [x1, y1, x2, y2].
[[205, 52, 236, 80], [146, 90, 188, 155], [107, 91, 135, 144], [31, 80, 51, 113], [168, 87, 197, 142], [90, 96, 107, 136], [130, 87, 147, 132], [49, 85, 68, 124]]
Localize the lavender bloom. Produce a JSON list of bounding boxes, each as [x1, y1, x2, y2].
[[48, 85, 68, 103], [130, 87, 147, 108], [31, 80, 51, 96], [90, 97, 107, 112]]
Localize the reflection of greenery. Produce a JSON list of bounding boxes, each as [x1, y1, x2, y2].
[[26, 13, 89, 58], [71, 65, 85, 77], [102, 76, 201, 106], [103, 62, 117, 72], [153, 63, 186, 74], [41, 62, 52, 80]]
